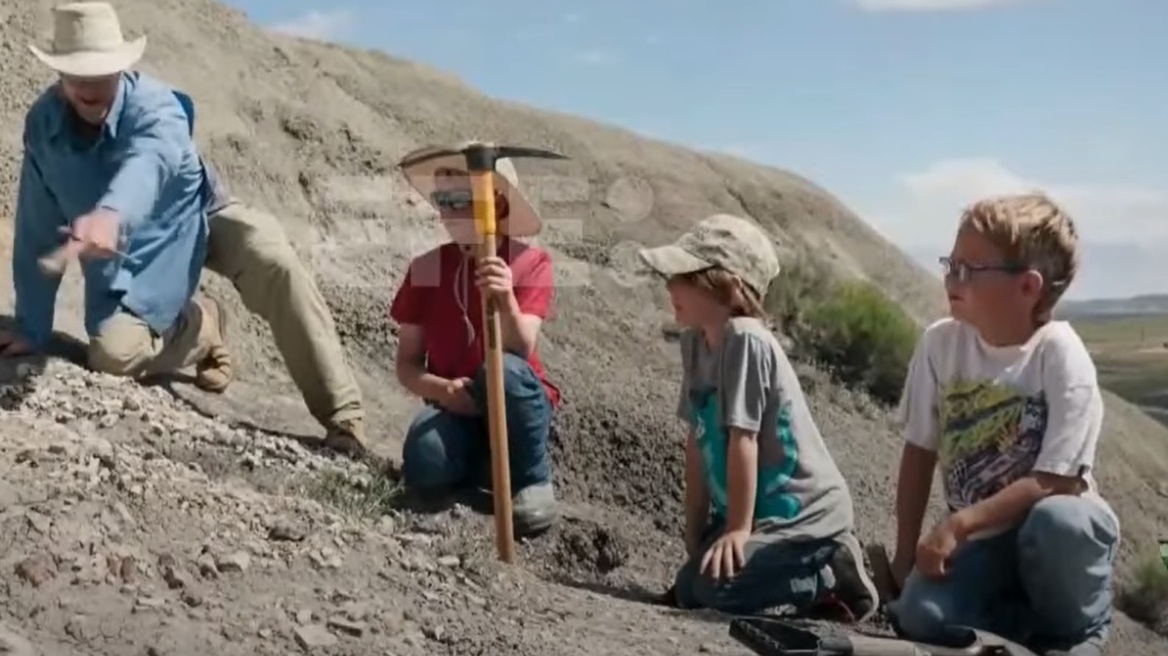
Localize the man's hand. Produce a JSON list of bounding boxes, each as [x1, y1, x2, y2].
[[475, 256, 515, 302], [70, 208, 121, 257], [0, 331, 33, 357], [699, 529, 750, 582], [438, 377, 479, 416], [916, 515, 966, 580]]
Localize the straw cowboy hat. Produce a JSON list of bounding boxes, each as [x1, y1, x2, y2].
[[29, 2, 147, 78], [398, 141, 542, 238]]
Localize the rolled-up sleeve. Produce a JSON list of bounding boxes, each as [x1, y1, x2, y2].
[[97, 94, 190, 231]]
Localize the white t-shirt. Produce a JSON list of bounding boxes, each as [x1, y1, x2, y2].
[[897, 317, 1119, 540]]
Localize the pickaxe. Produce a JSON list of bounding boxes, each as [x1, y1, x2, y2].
[[397, 140, 568, 564]]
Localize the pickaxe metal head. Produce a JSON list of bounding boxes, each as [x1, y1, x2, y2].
[[398, 139, 569, 173]]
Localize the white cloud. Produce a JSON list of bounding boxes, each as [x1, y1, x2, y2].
[[571, 49, 620, 66], [867, 157, 1168, 298], [854, 0, 1041, 11], [886, 158, 1168, 246], [268, 10, 355, 41]]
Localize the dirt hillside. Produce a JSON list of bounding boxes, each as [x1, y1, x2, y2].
[[0, 2, 1166, 655]]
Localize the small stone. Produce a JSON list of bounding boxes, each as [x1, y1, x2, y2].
[[180, 590, 203, 608], [24, 512, 52, 535], [296, 609, 313, 625], [268, 520, 307, 542], [135, 596, 166, 610], [14, 554, 56, 588], [197, 554, 218, 579], [423, 624, 445, 642], [118, 556, 137, 583], [377, 516, 396, 534], [162, 564, 189, 589], [64, 615, 89, 641], [293, 625, 338, 650], [436, 555, 461, 568], [215, 551, 250, 574], [326, 617, 366, 637]]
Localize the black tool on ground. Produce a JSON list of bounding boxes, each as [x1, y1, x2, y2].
[[728, 616, 1039, 656]]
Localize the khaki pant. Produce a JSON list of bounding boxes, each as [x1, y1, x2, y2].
[[203, 200, 364, 427], [88, 299, 217, 379]]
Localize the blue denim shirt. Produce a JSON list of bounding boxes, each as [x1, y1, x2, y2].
[[13, 71, 209, 349]]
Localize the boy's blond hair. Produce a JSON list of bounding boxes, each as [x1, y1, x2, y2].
[[960, 192, 1079, 322]]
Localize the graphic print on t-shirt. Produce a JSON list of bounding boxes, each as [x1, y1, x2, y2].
[[938, 378, 1046, 509], [689, 387, 802, 521]]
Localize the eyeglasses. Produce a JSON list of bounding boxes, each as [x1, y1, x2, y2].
[[431, 189, 473, 210], [429, 189, 509, 214], [938, 256, 1028, 284]]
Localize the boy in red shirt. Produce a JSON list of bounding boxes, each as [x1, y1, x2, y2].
[[388, 142, 560, 536]]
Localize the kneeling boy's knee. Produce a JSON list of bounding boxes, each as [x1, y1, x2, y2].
[[1019, 496, 1100, 553], [474, 352, 541, 393], [401, 432, 453, 488], [889, 581, 954, 640]]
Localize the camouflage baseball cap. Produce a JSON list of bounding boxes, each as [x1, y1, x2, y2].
[[637, 213, 781, 299]]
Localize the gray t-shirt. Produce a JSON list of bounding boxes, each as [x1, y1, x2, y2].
[[677, 316, 853, 543]]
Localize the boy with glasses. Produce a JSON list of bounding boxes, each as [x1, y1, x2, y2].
[[387, 142, 560, 537], [888, 193, 1119, 656]]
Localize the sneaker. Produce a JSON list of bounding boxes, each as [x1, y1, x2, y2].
[[512, 482, 557, 537], [824, 532, 879, 623], [194, 296, 232, 393], [323, 417, 368, 458]]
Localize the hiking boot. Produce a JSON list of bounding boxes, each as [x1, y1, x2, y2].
[[512, 481, 557, 537], [822, 532, 879, 623], [323, 417, 368, 458], [194, 296, 232, 393]]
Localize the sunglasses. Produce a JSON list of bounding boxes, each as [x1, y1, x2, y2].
[[431, 189, 473, 210], [939, 256, 1028, 284], [429, 189, 509, 214]]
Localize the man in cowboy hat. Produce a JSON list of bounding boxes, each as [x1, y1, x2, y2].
[[1, 1, 231, 390], [3, 3, 369, 455], [388, 141, 560, 536]]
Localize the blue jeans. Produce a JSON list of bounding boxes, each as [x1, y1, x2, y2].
[[673, 519, 840, 614], [888, 496, 1119, 651], [401, 353, 553, 493]]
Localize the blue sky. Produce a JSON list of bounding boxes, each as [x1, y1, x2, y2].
[[223, 0, 1166, 300]]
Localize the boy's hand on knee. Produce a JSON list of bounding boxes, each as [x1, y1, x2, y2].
[[699, 529, 749, 582], [438, 377, 479, 416], [916, 516, 964, 580]]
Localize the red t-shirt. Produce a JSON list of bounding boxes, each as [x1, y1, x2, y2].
[[388, 238, 561, 407]]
